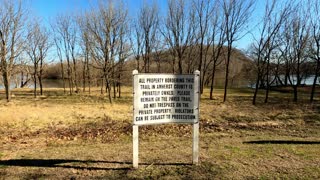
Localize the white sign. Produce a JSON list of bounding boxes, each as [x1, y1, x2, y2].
[[133, 71, 200, 125], [132, 70, 200, 168]]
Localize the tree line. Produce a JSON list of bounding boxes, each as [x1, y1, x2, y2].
[[0, 0, 319, 104], [249, 0, 320, 104]]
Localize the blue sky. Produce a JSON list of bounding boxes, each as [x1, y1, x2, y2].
[[29, 0, 265, 51], [30, 0, 168, 19]]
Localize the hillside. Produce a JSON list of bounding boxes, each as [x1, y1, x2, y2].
[[122, 45, 255, 87]]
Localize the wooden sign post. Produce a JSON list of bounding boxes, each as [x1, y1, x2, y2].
[[132, 70, 200, 168]]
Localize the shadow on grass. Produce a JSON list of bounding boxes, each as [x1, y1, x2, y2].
[[0, 159, 131, 170], [0, 159, 192, 170], [244, 140, 320, 145]]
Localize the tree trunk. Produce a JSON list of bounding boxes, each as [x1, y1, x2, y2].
[[199, 43, 203, 94], [68, 75, 72, 95], [178, 55, 183, 74], [3, 71, 11, 102], [60, 60, 66, 94], [105, 79, 109, 94], [20, 71, 24, 88], [39, 58, 44, 96], [253, 73, 261, 105], [209, 61, 217, 100], [87, 61, 91, 95], [223, 67, 229, 102], [34, 64, 37, 98], [293, 85, 298, 102], [294, 58, 301, 102], [223, 45, 232, 102], [147, 51, 150, 73], [113, 80, 116, 99], [20, 74, 30, 88], [264, 57, 270, 103], [113, 69, 116, 98], [118, 66, 122, 98], [310, 61, 319, 103], [264, 82, 270, 103], [38, 75, 43, 96], [72, 57, 78, 93], [201, 68, 206, 95], [66, 61, 72, 95], [136, 56, 140, 72], [201, 54, 209, 94], [118, 82, 121, 98], [82, 60, 86, 92], [105, 74, 112, 104], [100, 76, 104, 95]]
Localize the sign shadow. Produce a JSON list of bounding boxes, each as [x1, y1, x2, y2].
[[0, 159, 132, 171], [243, 140, 320, 145]]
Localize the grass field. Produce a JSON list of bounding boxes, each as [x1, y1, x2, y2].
[[0, 87, 319, 179]]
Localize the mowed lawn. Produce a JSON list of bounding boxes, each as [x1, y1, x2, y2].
[[0, 87, 319, 179]]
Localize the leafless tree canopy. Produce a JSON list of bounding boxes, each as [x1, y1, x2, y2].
[[26, 21, 51, 97], [0, 0, 26, 102], [0, 0, 319, 104]]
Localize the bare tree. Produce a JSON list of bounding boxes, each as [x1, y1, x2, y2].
[[53, 14, 78, 95], [193, 0, 214, 94], [163, 0, 196, 74], [53, 36, 66, 94], [279, 4, 310, 102], [309, 0, 320, 102], [117, 18, 130, 98], [0, 0, 26, 102], [26, 21, 51, 97], [78, 14, 92, 94], [130, 19, 143, 71], [68, 18, 79, 93], [251, 0, 291, 105], [209, 1, 226, 100], [221, 0, 254, 102], [138, 1, 159, 73], [85, 0, 128, 103], [17, 57, 31, 88], [153, 31, 165, 73]]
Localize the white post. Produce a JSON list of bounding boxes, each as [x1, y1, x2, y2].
[[132, 70, 139, 168], [193, 122, 199, 165], [193, 70, 200, 165], [133, 125, 139, 168]]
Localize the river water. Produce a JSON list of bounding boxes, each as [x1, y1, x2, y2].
[[1, 75, 319, 90], [0, 79, 69, 89]]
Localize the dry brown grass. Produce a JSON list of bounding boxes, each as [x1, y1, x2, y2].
[[0, 86, 320, 179]]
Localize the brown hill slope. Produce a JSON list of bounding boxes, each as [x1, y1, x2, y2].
[[122, 45, 255, 87]]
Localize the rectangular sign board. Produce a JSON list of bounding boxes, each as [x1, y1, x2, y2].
[[133, 71, 199, 125]]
